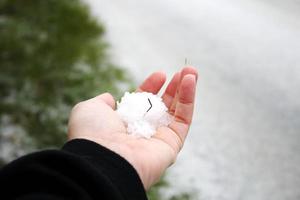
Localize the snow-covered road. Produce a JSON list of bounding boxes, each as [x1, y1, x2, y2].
[[86, 0, 300, 199]]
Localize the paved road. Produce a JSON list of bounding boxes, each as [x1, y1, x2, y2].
[[87, 0, 300, 199]]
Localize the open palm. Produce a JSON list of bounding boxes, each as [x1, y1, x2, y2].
[[68, 67, 198, 189]]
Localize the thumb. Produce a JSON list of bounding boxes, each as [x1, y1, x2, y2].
[[93, 93, 116, 109]]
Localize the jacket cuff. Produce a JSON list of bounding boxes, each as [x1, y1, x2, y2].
[[62, 139, 147, 200]]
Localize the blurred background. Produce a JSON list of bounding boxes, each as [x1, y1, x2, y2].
[[1, 0, 300, 200]]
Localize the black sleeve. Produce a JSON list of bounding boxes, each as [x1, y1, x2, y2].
[[0, 139, 148, 200]]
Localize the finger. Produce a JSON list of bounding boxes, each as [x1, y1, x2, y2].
[[136, 71, 166, 94], [93, 93, 116, 109], [169, 66, 198, 114], [153, 74, 197, 154], [161, 72, 180, 109], [169, 74, 196, 143]]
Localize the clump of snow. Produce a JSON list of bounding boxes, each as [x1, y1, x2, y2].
[[117, 92, 172, 138]]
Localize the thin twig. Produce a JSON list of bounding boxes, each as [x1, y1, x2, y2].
[[146, 98, 152, 112]]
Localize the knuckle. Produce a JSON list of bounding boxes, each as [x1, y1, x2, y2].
[[174, 114, 191, 125], [168, 109, 176, 115]]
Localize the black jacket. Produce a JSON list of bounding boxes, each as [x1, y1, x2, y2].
[[0, 139, 147, 200]]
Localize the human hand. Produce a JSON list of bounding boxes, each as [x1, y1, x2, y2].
[[68, 67, 198, 189]]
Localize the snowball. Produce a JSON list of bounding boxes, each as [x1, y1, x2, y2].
[[116, 92, 172, 138]]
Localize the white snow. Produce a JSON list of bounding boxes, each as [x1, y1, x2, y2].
[[117, 92, 171, 138]]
